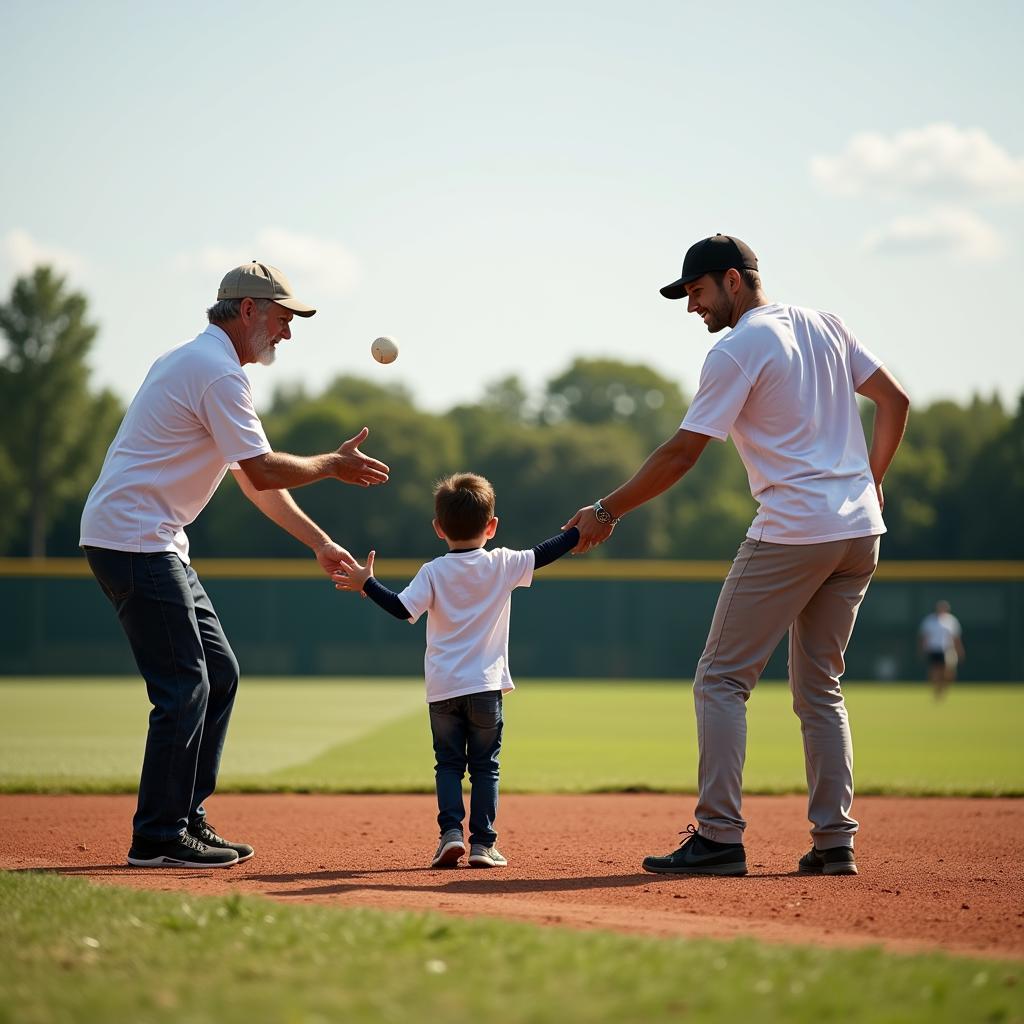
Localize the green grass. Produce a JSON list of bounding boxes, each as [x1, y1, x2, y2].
[[1, 872, 1020, 1024], [2, 679, 1022, 796]]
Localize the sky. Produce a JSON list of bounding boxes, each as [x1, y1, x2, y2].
[[2, 0, 1022, 418]]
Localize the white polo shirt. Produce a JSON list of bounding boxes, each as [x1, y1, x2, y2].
[[398, 547, 535, 702], [681, 304, 885, 545], [80, 325, 271, 563]]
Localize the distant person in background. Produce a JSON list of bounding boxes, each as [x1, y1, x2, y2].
[[919, 600, 965, 700], [80, 262, 390, 869], [565, 233, 910, 878]]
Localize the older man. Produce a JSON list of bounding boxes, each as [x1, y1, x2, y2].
[[80, 262, 389, 868], [566, 234, 909, 877]]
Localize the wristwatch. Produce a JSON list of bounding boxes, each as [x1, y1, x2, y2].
[[593, 499, 621, 526]]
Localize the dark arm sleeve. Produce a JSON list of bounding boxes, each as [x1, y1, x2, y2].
[[532, 527, 580, 570], [363, 576, 412, 620]]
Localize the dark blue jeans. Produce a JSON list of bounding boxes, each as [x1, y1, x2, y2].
[[84, 548, 239, 842], [428, 691, 503, 847]]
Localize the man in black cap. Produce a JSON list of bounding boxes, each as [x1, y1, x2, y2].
[[81, 263, 390, 868], [564, 234, 909, 877]]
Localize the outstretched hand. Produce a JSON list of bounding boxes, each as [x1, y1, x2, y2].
[[332, 550, 376, 596], [314, 540, 358, 578], [335, 428, 390, 487], [562, 506, 615, 555]]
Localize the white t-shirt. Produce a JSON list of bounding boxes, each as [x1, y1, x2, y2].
[[398, 547, 535, 702], [919, 612, 962, 653], [681, 303, 885, 545], [80, 326, 271, 563]]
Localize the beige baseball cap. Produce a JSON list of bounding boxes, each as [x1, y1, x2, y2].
[[217, 261, 317, 317]]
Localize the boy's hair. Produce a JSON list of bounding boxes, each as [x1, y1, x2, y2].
[[434, 473, 496, 540]]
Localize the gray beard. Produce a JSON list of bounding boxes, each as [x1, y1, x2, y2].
[[250, 327, 277, 366]]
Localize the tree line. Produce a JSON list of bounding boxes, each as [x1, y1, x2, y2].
[[1, 267, 1020, 560]]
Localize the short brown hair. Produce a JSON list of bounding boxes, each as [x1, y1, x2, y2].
[[708, 267, 762, 292], [434, 473, 495, 540]]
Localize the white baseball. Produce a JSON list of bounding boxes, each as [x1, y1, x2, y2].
[[371, 336, 399, 364]]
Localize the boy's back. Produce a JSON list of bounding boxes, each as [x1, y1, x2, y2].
[[399, 547, 534, 701]]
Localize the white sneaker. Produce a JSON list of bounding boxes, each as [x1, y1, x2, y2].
[[431, 829, 466, 868], [468, 844, 507, 868]]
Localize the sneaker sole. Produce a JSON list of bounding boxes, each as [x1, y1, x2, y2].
[[468, 856, 507, 868], [798, 861, 858, 876], [127, 854, 239, 868], [431, 842, 465, 868], [643, 861, 748, 876]]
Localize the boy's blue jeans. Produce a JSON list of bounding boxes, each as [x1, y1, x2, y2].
[[83, 547, 239, 842], [428, 691, 503, 847]]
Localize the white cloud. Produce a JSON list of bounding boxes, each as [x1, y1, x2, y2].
[[173, 228, 359, 297], [863, 207, 1004, 263], [811, 123, 1024, 202], [0, 229, 85, 284]]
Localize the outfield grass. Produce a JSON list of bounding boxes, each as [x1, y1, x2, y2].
[[2, 679, 1022, 796], [1, 872, 1020, 1024]]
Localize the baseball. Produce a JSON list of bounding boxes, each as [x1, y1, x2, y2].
[[371, 336, 399, 364]]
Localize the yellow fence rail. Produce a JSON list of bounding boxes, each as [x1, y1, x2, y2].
[[2, 557, 1023, 582]]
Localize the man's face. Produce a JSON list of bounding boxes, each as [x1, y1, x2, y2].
[[685, 274, 732, 333], [247, 301, 293, 365]]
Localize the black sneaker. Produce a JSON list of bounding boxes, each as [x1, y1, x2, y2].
[[642, 824, 748, 876], [127, 831, 239, 868], [187, 820, 254, 863], [798, 845, 858, 876]]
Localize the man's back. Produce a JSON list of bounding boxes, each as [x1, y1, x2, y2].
[[79, 327, 270, 560], [684, 303, 886, 545]]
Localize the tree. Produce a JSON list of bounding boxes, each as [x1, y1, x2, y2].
[[543, 358, 688, 447], [0, 445, 21, 552], [0, 266, 122, 556], [957, 395, 1024, 557]]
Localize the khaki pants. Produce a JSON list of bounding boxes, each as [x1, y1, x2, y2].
[[693, 535, 880, 848]]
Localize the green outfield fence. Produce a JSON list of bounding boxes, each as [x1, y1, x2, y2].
[[1, 558, 1021, 680]]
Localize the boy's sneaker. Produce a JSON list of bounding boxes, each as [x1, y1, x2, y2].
[[468, 844, 507, 868], [642, 824, 747, 876], [187, 819, 254, 863], [798, 845, 858, 876], [431, 829, 466, 868], [127, 831, 239, 868]]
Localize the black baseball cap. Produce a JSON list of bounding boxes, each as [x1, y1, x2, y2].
[[660, 234, 758, 300]]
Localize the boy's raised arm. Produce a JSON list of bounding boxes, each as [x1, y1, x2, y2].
[[532, 526, 580, 569]]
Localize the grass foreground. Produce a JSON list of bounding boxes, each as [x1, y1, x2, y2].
[[1, 872, 1021, 1024], [1, 679, 1022, 796]]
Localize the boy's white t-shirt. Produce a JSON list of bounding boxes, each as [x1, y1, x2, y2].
[[79, 326, 272, 564], [681, 303, 886, 545], [398, 547, 535, 702]]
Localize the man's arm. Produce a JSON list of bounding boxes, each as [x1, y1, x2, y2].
[[856, 367, 910, 512], [237, 426, 390, 491], [563, 429, 712, 553], [953, 620, 966, 660], [231, 468, 357, 576]]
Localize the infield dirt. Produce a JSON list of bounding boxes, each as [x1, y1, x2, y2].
[[2, 793, 1021, 960]]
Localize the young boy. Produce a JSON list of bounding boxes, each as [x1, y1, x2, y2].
[[333, 473, 579, 869]]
